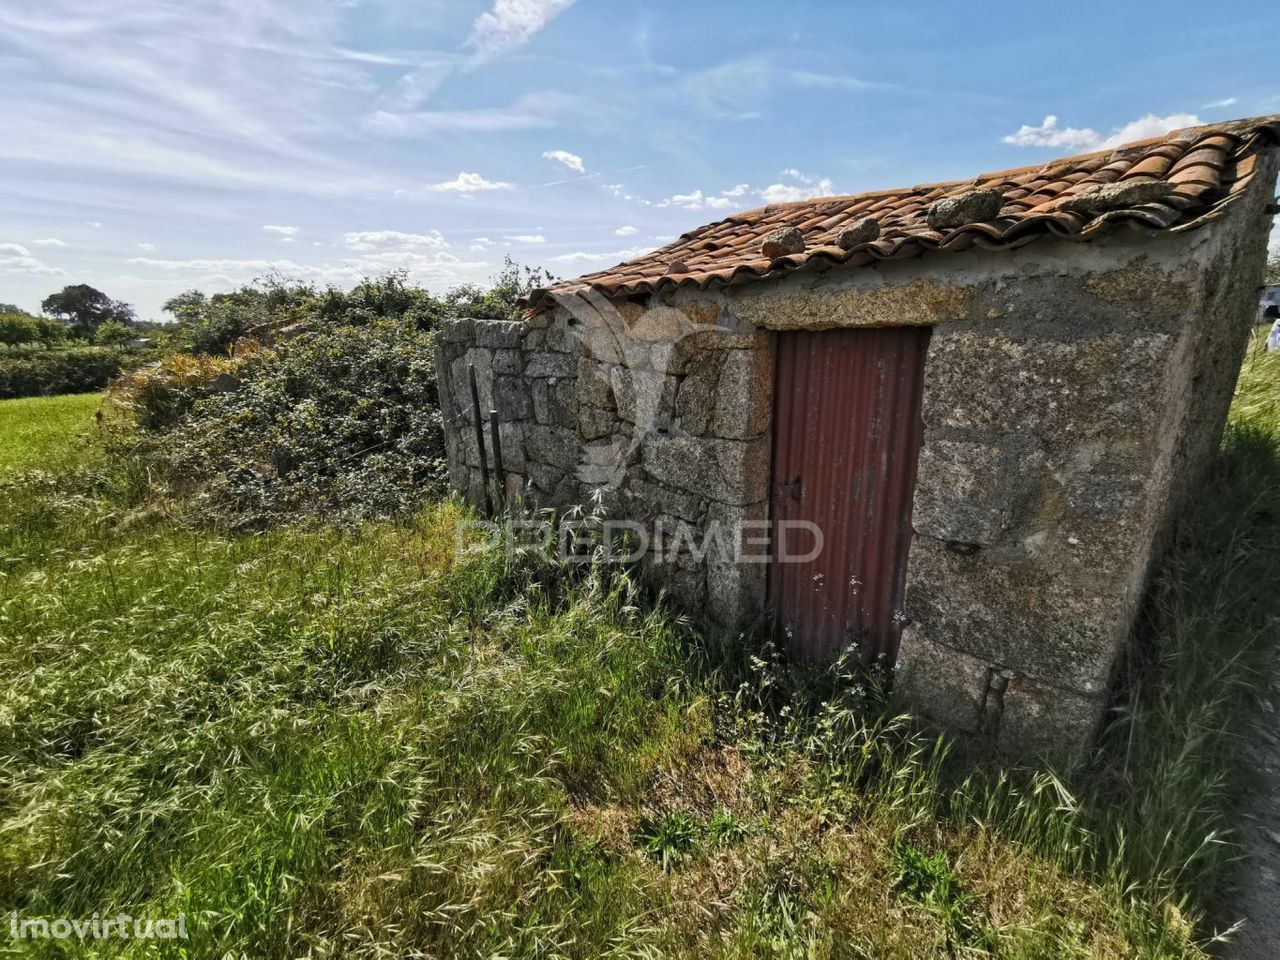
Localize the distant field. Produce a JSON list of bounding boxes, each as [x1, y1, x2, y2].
[[0, 392, 102, 474]]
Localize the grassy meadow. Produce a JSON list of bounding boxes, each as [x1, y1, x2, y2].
[[0, 392, 102, 475], [0, 332, 1277, 957]]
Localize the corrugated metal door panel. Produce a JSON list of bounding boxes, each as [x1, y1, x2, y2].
[[770, 327, 930, 663]]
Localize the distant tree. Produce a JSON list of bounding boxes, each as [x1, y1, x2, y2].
[[0, 312, 37, 348], [0, 302, 29, 316], [41, 284, 135, 337], [161, 290, 208, 325], [0, 312, 71, 349], [95, 319, 136, 346], [32, 316, 68, 349]]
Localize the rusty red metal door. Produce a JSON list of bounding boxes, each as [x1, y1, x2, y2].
[[770, 326, 930, 663]]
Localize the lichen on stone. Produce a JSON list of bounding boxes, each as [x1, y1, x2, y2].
[[760, 225, 806, 259], [926, 188, 1004, 230]]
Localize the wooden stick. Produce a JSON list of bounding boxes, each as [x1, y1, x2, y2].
[[488, 409, 505, 511], [468, 364, 493, 515]]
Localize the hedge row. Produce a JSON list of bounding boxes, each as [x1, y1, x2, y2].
[[0, 347, 155, 399]]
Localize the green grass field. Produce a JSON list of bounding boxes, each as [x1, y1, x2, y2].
[[0, 336, 1277, 958], [0, 392, 102, 474]]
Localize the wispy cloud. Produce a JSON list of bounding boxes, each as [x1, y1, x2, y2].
[[542, 149, 584, 173], [426, 171, 515, 194], [1003, 112, 1200, 151], [1202, 97, 1238, 110], [0, 242, 66, 276], [467, 0, 577, 64], [262, 224, 299, 236], [343, 230, 448, 251], [757, 169, 835, 204], [33, 237, 65, 246], [614, 225, 638, 236], [502, 234, 546, 244], [137, 241, 156, 251], [365, 92, 576, 136]]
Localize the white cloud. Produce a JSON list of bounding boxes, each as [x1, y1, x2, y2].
[[614, 225, 638, 236], [467, 0, 577, 63], [1003, 112, 1200, 151], [549, 243, 656, 265], [548, 251, 614, 264], [0, 243, 66, 276], [426, 171, 515, 194], [365, 91, 577, 137], [757, 169, 835, 204], [263, 224, 299, 236], [658, 189, 710, 209], [87, 221, 103, 228], [137, 241, 156, 251], [1203, 97, 1238, 110], [503, 234, 546, 244], [605, 182, 652, 205], [1098, 113, 1199, 148], [33, 237, 65, 247], [342, 230, 448, 251], [721, 183, 749, 197], [542, 149, 584, 173]]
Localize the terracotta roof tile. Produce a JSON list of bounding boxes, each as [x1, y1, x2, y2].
[[528, 115, 1280, 311]]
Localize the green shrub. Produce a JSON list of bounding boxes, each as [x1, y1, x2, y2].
[[0, 347, 146, 399], [112, 319, 445, 525]]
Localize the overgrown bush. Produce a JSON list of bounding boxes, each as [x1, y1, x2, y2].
[[106, 263, 555, 526], [110, 319, 444, 525], [0, 346, 147, 399]]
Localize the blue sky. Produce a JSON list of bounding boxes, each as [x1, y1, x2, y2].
[[2, 0, 1278, 320]]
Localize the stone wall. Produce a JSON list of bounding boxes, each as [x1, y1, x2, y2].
[[436, 298, 775, 624], [437, 151, 1277, 760]]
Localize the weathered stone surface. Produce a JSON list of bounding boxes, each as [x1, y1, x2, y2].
[[905, 536, 1122, 694], [642, 435, 770, 506], [921, 327, 1177, 440], [493, 376, 532, 420], [531, 377, 576, 428], [578, 437, 628, 486], [674, 353, 725, 436], [711, 348, 772, 439], [836, 217, 881, 249], [926, 188, 1003, 229], [524, 424, 579, 470], [439, 316, 475, 343], [525, 352, 576, 378], [667, 330, 770, 374], [760, 225, 805, 258], [704, 500, 769, 625], [623, 475, 704, 522], [613, 368, 676, 429], [583, 322, 624, 364], [913, 438, 1045, 546], [895, 630, 988, 733], [1057, 180, 1174, 216], [497, 421, 525, 471], [577, 357, 616, 409], [626, 304, 705, 344], [579, 405, 617, 442], [474, 320, 523, 349], [998, 675, 1104, 760], [544, 313, 580, 353], [492, 348, 522, 375]]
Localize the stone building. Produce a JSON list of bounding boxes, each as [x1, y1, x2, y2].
[[437, 115, 1280, 757]]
